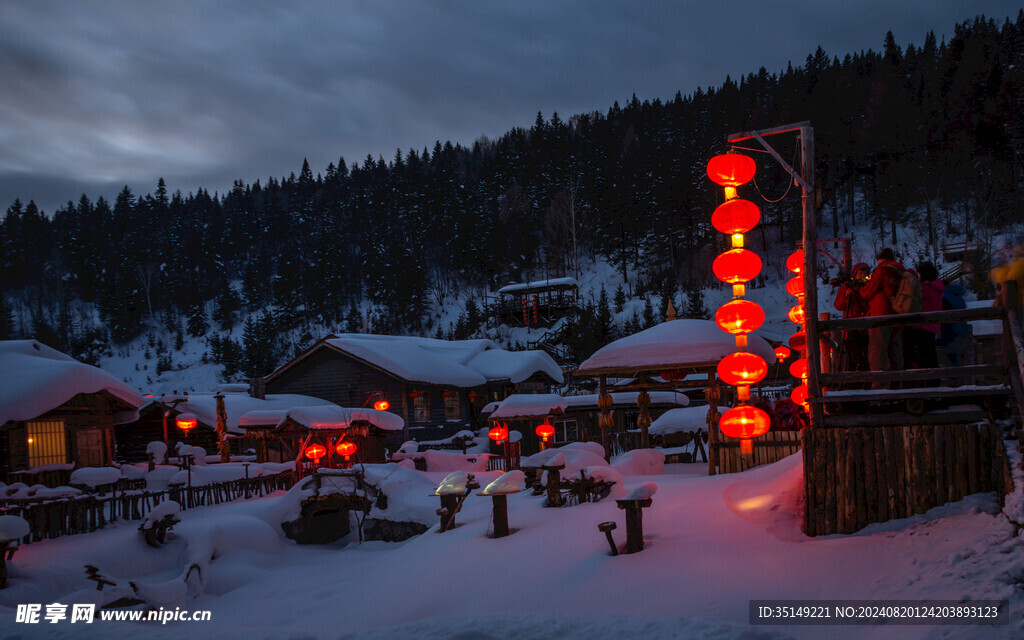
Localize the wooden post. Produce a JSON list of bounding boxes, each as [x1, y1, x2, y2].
[[542, 461, 565, 507], [598, 521, 618, 555], [819, 312, 832, 377], [598, 375, 612, 461], [491, 494, 510, 538], [615, 498, 652, 553], [707, 372, 719, 476], [800, 125, 825, 430]]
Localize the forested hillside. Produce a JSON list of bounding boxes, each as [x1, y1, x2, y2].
[[1, 14, 1022, 375]]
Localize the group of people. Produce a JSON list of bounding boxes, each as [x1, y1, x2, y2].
[[832, 247, 968, 385]]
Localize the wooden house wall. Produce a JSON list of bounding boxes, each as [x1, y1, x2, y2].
[[114, 404, 218, 463]]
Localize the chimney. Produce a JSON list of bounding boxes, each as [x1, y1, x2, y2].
[[249, 377, 266, 400]]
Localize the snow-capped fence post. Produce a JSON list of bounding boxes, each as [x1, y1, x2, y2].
[[0, 515, 30, 588], [477, 471, 524, 538], [542, 459, 565, 507], [615, 483, 657, 554], [598, 376, 613, 462], [430, 472, 479, 532]]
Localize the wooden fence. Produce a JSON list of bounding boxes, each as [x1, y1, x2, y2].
[[486, 441, 521, 471], [801, 423, 1013, 536], [0, 471, 295, 543], [712, 429, 802, 475]]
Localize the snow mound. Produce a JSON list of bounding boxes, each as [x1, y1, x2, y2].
[[141, 500, 181, 529], [435, 471, 470, 495], [0, 515, 30, 542], [480, 470, 525, 495], [612, 449, 665, 476], [649, 406, 709, 435], [623, 482, 658, 501], [69, 467, 121, 488]]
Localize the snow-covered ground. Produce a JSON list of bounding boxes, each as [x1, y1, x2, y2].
[[2, 448, 1021, 639]]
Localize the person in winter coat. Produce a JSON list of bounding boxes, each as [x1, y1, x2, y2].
[[833, 262, 870, 373], [992, 239, 1024, 333], [911, 262, 943, 372], [858, 248, 905, 384], [938, 283, 969, 366]]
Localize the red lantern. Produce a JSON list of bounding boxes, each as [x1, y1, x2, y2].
[[789, 358, 808, 379], [719, 405, 771, 454], [304, 444, 326, 461], [791, 384, 809, 406], [786, 275, 805, 297], [787, 303, 806, 325], [715, 299, 765, 335], [488, 425, 508, 443], [535, 422, 555, 440], [408, 390, 423, 399], [467, 391, 479, 402], [786, 249, 804, 274], [712, 249, 762, 284], [373, 399, 390, 411], [789, 331, 807, 351], [711, 199, 761, 235], [440, 390, 454, 398], [175, 413, 198, 432], [707, 153, 756, 188], [659, 369, 684, 381], [716, 351, 768, 386], [336, 441, 357, 458], [774, 345, 791, 360]]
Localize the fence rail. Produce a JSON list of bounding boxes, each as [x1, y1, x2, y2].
[[0, 471, 295, 544]]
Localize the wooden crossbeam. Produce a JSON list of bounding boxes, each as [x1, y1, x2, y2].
[[820, 364, 1004, 385]]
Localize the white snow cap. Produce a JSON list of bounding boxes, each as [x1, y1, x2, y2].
[[480, 470, 525, 495], [435, 471, 470, 495], [162, 392, 335, 435], [497, 277, 578, 294], [141, 500, 181, 529], [146, 441, 168, 463], [562, 391, 690, 409], [276, 334, 562, 387], [69, 467, 122, 488], [280, 405, 404, 431], [623, 482, 658, 501], [0, 340, 145, 426], [489, 394, 567, 419], [0, 515, 30, 542], [577, 319, 775, 372], [649, 406, 710, 435]]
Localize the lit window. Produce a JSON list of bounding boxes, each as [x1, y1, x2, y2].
[[413, 394, 429, 422], [443, 392, 460, 420], [27, 420, 67, 467]]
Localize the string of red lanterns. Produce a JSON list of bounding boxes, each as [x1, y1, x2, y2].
[[785, 247, 810, 409], [708, 152, 771, 455]]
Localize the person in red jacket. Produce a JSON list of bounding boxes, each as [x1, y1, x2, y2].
[[833, 262, 870, 373], [858, 248, 905, 385]]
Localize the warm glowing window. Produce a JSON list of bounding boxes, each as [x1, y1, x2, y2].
[[413, 394, 429, 422], [443, 392, 460, 420], [555, 420, 578, 444], [27, 420, 67, 467]]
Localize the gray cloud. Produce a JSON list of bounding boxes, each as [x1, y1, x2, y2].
[[1, 0, 1020, 213]]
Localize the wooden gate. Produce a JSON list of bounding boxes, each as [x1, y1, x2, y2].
[[712, 429, 802, 475]]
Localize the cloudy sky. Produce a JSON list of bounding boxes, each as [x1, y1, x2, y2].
[[2, 0, 1021, 214]]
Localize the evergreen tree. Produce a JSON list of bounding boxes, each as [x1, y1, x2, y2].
[[213, 288, 241, 330], [613, 284, 626, 313], [345, 303, 361, 333], [642, 298, 656, 328], [186, 304, 208, 337], [684, 286, 709, 319]]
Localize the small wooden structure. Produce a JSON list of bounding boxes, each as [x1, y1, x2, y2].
[[477, 471, 524, 538], [493, 277, 579, 327], [615, 482, 656, 554], [430, 472, 478, 532], [573, 318, 777, 472]]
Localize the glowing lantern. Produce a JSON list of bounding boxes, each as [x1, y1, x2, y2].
[[335, 441, 357, 458], [791, 384, 809, 406], [373, 399, 390, 411], [304, 444, 326, 461], [716, 351, 768, 386], [467, 391, 479, 402], [787, 303, 806, 325], [711, 199, 761, 235], [535, 422, 555, 440], [715, 299, 765, 335], [789, 358, 808, 379], [488, 425, 508, 443], [408, 390, 423, 399], [441, 390, 454, 398], [712, 249, 762, 284], [786, 249, 804, 274], [659, 369, 684, 381], [175, 413, 198, 433], [789, 331, 807, 351], [786, 275, 805, 297], [719, 405, 771, 455], [774, 345, 791, 360], [707, 153, 756, 188]]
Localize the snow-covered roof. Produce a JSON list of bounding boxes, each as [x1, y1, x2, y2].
[[497, 277, 578, 294], [466, 349, 563, 384], [160, 392, 335, 435], [649, 406, 710, 435], [489, 394, 568, 420], [276, 405, 404, 432], [0, 340, 145, 426], [577, 319, 776, 373], [270, 334, 561, 387]]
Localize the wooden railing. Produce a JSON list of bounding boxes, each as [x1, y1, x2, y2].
[[0, 471, 296, 543]]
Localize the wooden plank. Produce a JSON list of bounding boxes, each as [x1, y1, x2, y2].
[[801, 430, 814, 536], [884, 427, 899, 518], [894, 427, 908, 518], [906, 427, 920, 516], [819, 307, 1004, 332], [953, 425, 968, 502], [852, 429, 867, 530], [817, 428, 830, 535], [842, 430, 857, 533], [934, 424, 946, 507], [967, 423, 980, 495], [978, 422, 993, 493], [873, 426, 889, 523], [922, 425, 937, 510], [862, 427, 878, 525], [819, 365, 1003, 386], [812, 387, 1010, 404], [944, 424, 956, 503]]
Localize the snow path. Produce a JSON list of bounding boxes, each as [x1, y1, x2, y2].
[[1, 454, 1021, 639]]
